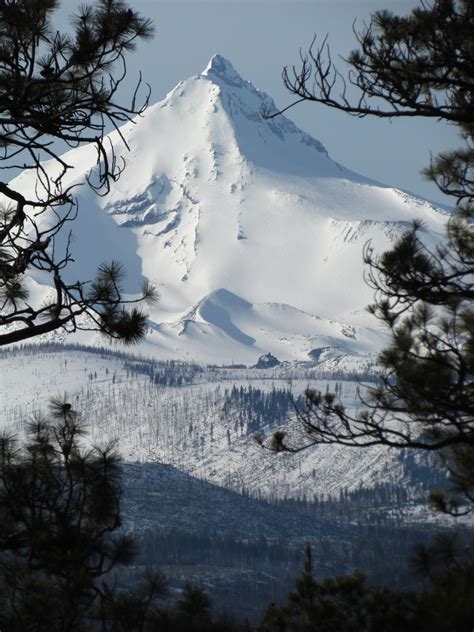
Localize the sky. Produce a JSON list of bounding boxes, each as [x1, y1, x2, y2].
[[62, 0, 458, 205]]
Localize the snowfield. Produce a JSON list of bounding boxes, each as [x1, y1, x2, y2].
[[3, 55, 448, 364]]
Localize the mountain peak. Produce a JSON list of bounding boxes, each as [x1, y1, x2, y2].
[[202, 54, 245, 88]]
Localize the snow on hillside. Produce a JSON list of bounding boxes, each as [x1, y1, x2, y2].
[[4, 55, 449, 364], [1, 345, 449, 518]]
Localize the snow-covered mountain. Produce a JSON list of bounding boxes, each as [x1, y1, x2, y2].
[[9, 55, 448, 363]]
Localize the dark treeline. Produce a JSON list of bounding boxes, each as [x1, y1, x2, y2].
[[275, 451, 449, 521], [131, 520, 455, 622], [124, 358, 204, 387], [137, 530, 297, 570], [1, 342, 382, 387], [221, 385, 305, 432], [0, 341, 154, 363]]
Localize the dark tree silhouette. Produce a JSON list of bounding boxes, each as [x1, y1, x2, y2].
[[258, 544, 418, 632], [263, 0, 472, 128], [259, 543, 474, 632], [0, 0, 157, 346], [0, 397, 168, 630]]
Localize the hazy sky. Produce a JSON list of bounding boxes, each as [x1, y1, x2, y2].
[[64, 0, 457, 205]]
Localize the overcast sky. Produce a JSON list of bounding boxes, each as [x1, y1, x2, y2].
[[65, 0, 457, 205]]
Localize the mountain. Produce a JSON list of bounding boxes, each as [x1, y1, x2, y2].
[[8, 55, 448, 363]]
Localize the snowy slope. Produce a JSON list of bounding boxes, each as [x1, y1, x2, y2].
[[5, 55, 449, 363], [1, 345, 454, 523]]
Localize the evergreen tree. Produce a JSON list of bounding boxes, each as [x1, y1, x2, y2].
[[258, 545, 417, 632], [262, 0, 474, 515], [260, 543, 474, 632], [0, 397, 166, 630], [0, 0, 156, 346]]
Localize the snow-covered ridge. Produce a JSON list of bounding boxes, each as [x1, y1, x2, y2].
[[6, 55, 448, 363], [0, 346, 437, 503]]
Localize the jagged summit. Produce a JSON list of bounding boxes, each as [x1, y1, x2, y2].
[[195, 54, 331, 174], [202, 54, 245, 88]]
